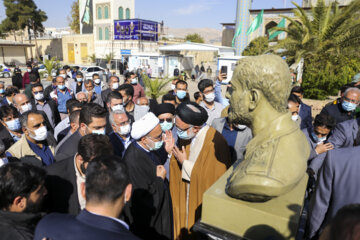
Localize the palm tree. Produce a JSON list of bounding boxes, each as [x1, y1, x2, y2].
[[269, 0, 360, 64], [142, 74, 173, 101], [43, 57, 61, 80]]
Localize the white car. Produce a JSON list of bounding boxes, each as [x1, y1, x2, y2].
[[0, 64, 12, 78], [81, 66, 104, 80]]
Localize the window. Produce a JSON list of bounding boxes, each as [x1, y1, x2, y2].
[[126, 8, 130, 19], [118, 7, 123, 19], [97, 6, 102, 19], [105, 27, 109, 40], [87, 68, 94, 72], [98, 27, 103, 40], [104, 6, 109, 19], [94, 67, 101, 71]]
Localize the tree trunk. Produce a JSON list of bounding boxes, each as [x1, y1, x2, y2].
[[32, 24, 40, 61], [27, 25, 33, 60], [13, 30, 16, 41]]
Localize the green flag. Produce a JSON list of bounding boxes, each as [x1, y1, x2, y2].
[[269, 18, 286, 40], [232, 24, 242, 48], [246, 9, 264, 36]]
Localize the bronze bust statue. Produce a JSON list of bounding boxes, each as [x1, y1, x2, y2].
[[226, 55, 310, 202]]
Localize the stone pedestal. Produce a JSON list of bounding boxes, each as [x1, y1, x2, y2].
[[200, 167, 308, 240]]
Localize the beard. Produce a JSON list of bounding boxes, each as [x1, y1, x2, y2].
[[229, 94, 253, 127], [23, 198, 44, 213]]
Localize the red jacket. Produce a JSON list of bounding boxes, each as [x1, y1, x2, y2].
[[22, 72, 30, 88]]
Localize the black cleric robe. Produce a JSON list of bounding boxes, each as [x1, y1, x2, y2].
[[122, 141, 173, 240]]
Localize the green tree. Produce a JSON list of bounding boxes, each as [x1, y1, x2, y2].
[[43, 57, 61, 80], [0, 0, 21, 41], [242, 37, 269, 56], [269, 0, 360, 64], [185, 33, 205, 43], [267, 0, 360, 99], [142, 74, 173, 101], [0, 0, 47, 60], [69, 1, 80, 34]]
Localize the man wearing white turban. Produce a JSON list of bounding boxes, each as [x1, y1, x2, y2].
[[122, 112, 174, 240]]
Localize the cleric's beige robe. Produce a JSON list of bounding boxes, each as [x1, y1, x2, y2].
[[169, 127, 232, 240]]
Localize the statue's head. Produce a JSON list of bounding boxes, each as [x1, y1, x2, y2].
[[228, 55, 291, 125]]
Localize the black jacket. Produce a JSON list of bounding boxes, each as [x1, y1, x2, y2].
[[45, 155, 80, 215], [0, 125, 15, 150], [108, 131, 127, 157], [31, 98, 61, 127], [0, 210, 43, 240], [54, 131, 81, 162], [34, 210, 140, 240]]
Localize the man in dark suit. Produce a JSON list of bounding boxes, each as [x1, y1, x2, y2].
[[1, 86, 19, 106], [291, 86, 312, 129], [54, 103, 107, 162], [108, 109, 132, 157], [34, 154, 139, 240], [307, 146, 360, 239], [0, 105, 22, 150], [45, 134, 113, 215], [320, 87, 360, 124], [101, 75, 120, 106], [30, 82, 61, 129]]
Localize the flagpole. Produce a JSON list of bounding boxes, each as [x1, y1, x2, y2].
[[234, 0, 252, 56]]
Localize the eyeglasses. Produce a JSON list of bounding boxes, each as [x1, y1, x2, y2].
[[33, 91, 43, 94], [344, 96, 359, 104], [159, 118, 173, 123]]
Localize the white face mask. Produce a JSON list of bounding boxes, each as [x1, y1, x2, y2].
[[29, 126, 48, 141], [92, 128, 105, 135], [112, 82, 119, 89], [235, 124, 247, 130], [27, 69, 32, 72], [204, 92, 215, 102], [111, 104, 124, 112], [94, 79, 101, 85], [59, 74, 67, 79], [119, 124, 131, 136], [34, 92, 44, 101], [131, 78, 138, 84], [291, 114, 299, 122], [20, 103, 32, 113], [171, 84, 176, 90]]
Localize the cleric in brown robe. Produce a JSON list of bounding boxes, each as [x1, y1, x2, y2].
[[170, 102, 232, 239]]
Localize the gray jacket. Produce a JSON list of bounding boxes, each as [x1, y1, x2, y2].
[[211, 117, 252, 163], [327, 118, 360, 148], [308, 146, 360, 238]]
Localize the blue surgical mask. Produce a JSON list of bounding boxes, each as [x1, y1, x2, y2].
[[311, 131, 326, 143], [58, 84, 66, 90], [147, 137, 163, 151], [160, 121, 173, 132], [76, 78, 83, 82], [176, 90, 187, 100], [0, 89, 4, 94], [342, 101, 357, 112], [6, 118, 21, 131], [177, 126, 195, 140]]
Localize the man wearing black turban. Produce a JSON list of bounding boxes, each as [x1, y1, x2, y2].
[[169, 102, 232, 239]]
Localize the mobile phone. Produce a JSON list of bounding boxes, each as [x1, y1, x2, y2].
[[221, 66, 228, 74]]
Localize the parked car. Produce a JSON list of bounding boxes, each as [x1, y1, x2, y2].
[[0, 64, 12, 78], [81, 66, 104, 80]]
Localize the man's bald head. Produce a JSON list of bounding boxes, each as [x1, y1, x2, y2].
[[137, 97, 149, 106], [13, 93, 29, 106]]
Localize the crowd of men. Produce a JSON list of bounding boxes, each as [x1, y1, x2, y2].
[[0, 63, 359, 240]]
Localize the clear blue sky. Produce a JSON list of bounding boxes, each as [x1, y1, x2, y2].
[[0, 0, 302, 30]]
